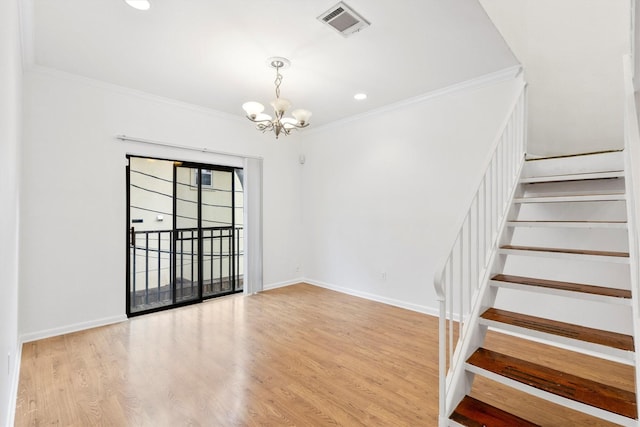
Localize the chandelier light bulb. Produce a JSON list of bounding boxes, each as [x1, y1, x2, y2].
[[242, 101, 265, 119], [124, 0, 151, 10], [271, 98, 292, 114], [292, 109, 312, 125], [254, 113, 272, 122]]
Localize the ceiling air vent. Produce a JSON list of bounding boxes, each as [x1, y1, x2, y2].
[[317, 2, 370, 37]]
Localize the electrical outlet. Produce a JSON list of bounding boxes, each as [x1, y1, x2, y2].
[[381, 271, 387, 281], [7, 352, 10, 374]]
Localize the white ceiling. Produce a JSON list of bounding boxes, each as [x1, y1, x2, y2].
[[24, 0, 518, 127]]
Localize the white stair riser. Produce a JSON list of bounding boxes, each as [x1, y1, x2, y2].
[[480, 318, 635, 364], [501, 257, 630, 293], [520, 178, 625, 197], [515, 200, 627, 222], [489, 280, 632, 306], [508, 227, 629, 253], [522, 151, 624, 178], [498, 248, 629, 263], [493, 288, 634, 335]]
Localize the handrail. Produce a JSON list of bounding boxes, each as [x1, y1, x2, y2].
[[621, 54, 640, 423], [435, 81, 527, 425]]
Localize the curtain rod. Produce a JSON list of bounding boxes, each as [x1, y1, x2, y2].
[[115, 134, 263, 160]]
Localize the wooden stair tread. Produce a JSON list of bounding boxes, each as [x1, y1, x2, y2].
[[450, 395, 540, 427], [467, 348, 638, 419], [500, 245, 629, 258], [491, 274, 632, 299], [481, 308, 634, 352]]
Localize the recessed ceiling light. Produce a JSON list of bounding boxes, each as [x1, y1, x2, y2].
[[124, 0, 151, 11], [354, 93, 367, 101]]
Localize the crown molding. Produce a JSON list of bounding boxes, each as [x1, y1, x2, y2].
[[26, 65, 247, 123], [18, 0, 35, 70], [26, 60, 522, 134], [306, 64, 524, 135]]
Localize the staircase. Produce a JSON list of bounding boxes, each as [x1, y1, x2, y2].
[[444, 151, 639, 426]]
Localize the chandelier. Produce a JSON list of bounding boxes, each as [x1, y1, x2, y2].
[[242, 57, 312, 139]]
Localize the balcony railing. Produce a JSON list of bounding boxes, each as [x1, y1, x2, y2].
[[129, 226, 244, 313]]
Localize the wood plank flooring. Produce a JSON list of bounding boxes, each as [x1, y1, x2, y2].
[[15, 284, 435, 426], [14, 284, 636, 426]]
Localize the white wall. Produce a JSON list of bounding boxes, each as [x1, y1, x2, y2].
[[635, 0, 640, 90], [0, 0, 22, 424], [300, 76, 523, 313], [20, 69, 303, 339], [20, 67, 522, 341], [481, 0, 630, 156]]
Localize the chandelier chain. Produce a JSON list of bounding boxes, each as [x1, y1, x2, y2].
[[274, 64, 282, 100]]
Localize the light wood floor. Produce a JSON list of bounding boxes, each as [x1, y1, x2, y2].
[[15, 284, 635, 426]]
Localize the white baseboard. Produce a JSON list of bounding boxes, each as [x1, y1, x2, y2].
[[20, 314, 128, 344], [6, 339, 22, 427], [262, 278, 305, 291], [303, 279, 439, 318], [10, 315, 125, 425]]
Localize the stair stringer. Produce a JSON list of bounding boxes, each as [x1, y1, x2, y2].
[[442, 169, 526, 421], [623, 146, 640, 426], [623, 55, 640, 425]]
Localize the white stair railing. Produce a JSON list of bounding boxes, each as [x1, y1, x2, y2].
[[434, 81, 527, 425], [622, 54, 640, 425]]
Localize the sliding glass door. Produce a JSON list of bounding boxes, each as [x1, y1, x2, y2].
[[127, 156, 243, 316], [173, 164, 201, 304], [200, 168, 239, 297]]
